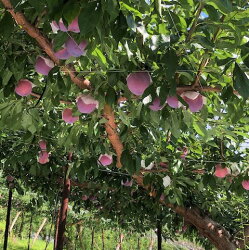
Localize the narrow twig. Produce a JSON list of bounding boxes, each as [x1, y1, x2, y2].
[[186, 2, 205, 42], [192, 15, 226, 88]]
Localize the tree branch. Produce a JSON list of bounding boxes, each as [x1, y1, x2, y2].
[[2, 2, 239, 248], [102, 105, 237, 250], [185, 2, 204, 42], [0, 0, 90, 89], [103, 104, 124, 168], [192, 15, 226, 88]]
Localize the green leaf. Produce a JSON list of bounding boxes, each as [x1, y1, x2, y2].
[[233, 63, 249, 99], [118, 109, 130, 126], [111, 12, 128, 42], [53, 32, 68, 51], [2, 69, 13, 86], [193, 121, 207, 137], [105, 87, 116, 106], [121, 150, 136, 175], [91, 48, 107, 69], [105, 0, 119, 21], [170, 112, 181, 138], [206, 0, 233, 14], [162, 49, 178, 79], [120, 2, 142, 17], [28, 0, 44, 13], [63, 1, 80, 23], [183, 109, 193, 127], [0, 13, 14, 39], [0, 55, 6, 72], [193, 35, 215, 50], [78, 2, 101, 35]]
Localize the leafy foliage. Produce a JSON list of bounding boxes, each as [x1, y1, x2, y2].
[[0, 0, 249, 248]]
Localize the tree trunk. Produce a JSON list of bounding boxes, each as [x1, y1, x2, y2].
[[3, 188, 13, 250], [102, 228, 105, 250], [137, 236, 140, 250], [55, 169, 71, 250], [76, 224, 84, 250], [18, 212, 25, 239], [116, 233, 124, 250], [149, 231, 155, 250], [157, 219, 162, 250], [91, 227, 95, 250], [32, 218, 47, 245], [54, 209, 60, 250], [27, 214, 33, 250], [9, 211, 21, 233]]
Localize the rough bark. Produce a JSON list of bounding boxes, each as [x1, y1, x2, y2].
[[103, 104, 237, 250], [3, 188, 13, 250], [56, 169, 71, 250], [54, 209, 60, 250], [0, 0, 90, 89], [103, 104, 124, 168], [137, 236, 140, 250]]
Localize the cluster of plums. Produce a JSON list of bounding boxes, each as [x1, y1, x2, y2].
[[214, 164, 249, 190], [13, 18, 248, 190]]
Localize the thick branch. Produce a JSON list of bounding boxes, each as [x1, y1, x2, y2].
[[103, 105, 237, 250], [163, 204, 236, 250], [3, 2, 239, 248], [103, 104, 124, 168], [1, 0, 90, 89]]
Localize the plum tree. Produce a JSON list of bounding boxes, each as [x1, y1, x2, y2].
[[0, 0, 249, 249]]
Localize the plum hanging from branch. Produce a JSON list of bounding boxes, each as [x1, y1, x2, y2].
[[38, 151, 49, 164], [149, 97, 164, 111], [50, 17, 80, 33], [126, 72, 152, 96], [14, 79, 34, 96], [242, 180, 249, 190], [76, 95, 99, 114], [98, 154, 113, 166], [35, 56, 54, 75], [214, 164, 230, 178], [62, 108, 79, 124]]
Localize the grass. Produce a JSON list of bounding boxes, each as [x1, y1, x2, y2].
[[0, 238, 53, 250], [0, 209, 197, 250]]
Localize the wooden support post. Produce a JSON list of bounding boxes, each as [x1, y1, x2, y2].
[[32, 218, 47, 245], [157, 219, 162, 250], [9, 211, 21, 233]]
